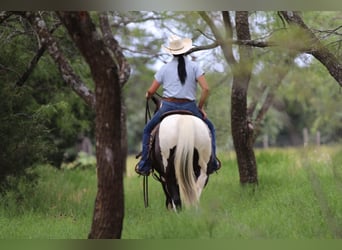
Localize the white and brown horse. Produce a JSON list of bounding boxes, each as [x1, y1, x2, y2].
[[149, 96, 213, 211]]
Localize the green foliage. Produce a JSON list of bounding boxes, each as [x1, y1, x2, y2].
[[270, 25, 313, 54], [61, 152, 96, 170], [242, 11, 342, 146], [278, 58, 341, 144], [0, 81, 55, 193], [95, 11, 342, 153], [123, 63, 155, 152], [205, 72, 232, 149], [0, 13, 95, 194], [36, 93, 95, 167], [302, 11, 342, 59], [1, 13, 95, 168]]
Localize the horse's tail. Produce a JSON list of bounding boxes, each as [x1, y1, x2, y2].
[[174, 116, 198, 208]]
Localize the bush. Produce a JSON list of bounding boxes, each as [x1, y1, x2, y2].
[[61, 152, 96, 170], [0, 83, 55, 194]]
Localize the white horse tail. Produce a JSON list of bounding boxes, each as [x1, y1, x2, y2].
[[174, 115, 198, 208]]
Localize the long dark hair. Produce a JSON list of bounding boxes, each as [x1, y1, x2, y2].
[[175, 54, 187, 85]]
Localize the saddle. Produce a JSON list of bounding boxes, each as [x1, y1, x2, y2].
[[160, 110, 193, 121], [148, 110, 195, 162], [150, 110, 194, 143], [135, 110, 195, 160]]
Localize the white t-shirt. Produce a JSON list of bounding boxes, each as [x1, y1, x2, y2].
[[154, 56, 204, 101]]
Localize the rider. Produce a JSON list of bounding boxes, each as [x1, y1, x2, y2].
[[135, 35, 221, 176]]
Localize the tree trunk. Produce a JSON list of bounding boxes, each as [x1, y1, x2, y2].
[[57, 11, 124, 239], [200, 11, 258, 184], [98, 12, 129, 173], [231, 12, 258, 184]]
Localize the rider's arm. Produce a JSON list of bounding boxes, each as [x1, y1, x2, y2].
[[197, 74, 209, 119], [146, 79, 161, 98]]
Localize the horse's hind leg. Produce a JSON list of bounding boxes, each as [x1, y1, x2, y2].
[[195, 156, 209, 199]]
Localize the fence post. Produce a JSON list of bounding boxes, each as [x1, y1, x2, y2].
[[263, 134, 269, 149], [303, 128, 309, 147], [316, 131, 321, 146]]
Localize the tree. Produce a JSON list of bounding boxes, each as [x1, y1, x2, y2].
[[200, 11, 258, 184], [199, 11, 342, 183], [57, 11, 128, 239], [2, 11, 341, 238], [23, 11, 129, 238], [232, 12, 258, 184]]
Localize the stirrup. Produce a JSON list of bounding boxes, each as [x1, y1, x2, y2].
[[215, 157, 221, 172], [207, 156, 221, 175], [135, 163, 151, 176]]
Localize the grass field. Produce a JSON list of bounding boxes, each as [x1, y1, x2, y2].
[[0, 146, 341, 239]]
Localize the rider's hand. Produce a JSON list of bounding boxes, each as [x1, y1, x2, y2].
[[199, 107, 207, 119], [145, 91, 152, 99]]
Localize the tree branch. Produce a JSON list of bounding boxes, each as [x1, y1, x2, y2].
[[279, 11, 342, 88], [221, 11, 236, 65], [222, 11, 233, 40], [24, 11, 96, 109], [99, 12, 130, 86], [16, 22, 61, 87], [187, 41, 219, 54], [198, 11, 225, 45], [198, 11, 236, 65], [16, 44, 46, 87], [234, 39, 272, 48]]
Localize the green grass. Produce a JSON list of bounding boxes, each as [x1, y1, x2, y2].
[[0, 167, 96, 239], [1, 146, 342, 239]]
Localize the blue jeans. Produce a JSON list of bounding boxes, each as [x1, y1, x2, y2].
[[138, 100, 217, 171]]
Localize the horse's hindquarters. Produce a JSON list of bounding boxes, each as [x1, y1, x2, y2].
[[158, 114, 211, 209]]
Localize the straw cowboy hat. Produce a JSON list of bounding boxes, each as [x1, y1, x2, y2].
[[162, 35, 193, 55]]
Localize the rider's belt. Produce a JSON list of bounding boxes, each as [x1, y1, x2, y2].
[[162, 97, 193, 103]]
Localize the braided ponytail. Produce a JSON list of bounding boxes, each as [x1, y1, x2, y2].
[[176, 55, 187, 85]]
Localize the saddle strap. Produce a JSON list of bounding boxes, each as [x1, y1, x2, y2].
[[152, 171, 163, 183]]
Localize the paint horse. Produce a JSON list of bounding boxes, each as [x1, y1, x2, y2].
[[148, 96, 214, 211]]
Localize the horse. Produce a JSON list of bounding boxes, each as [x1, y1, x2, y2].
[[148, 96, 214, 211]]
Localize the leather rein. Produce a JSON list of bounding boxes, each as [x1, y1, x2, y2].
[[140, 93, 183, 208], [141, 94, 163, 208]]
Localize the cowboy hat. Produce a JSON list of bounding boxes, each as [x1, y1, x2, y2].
[[162, 35, 193, 55]]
